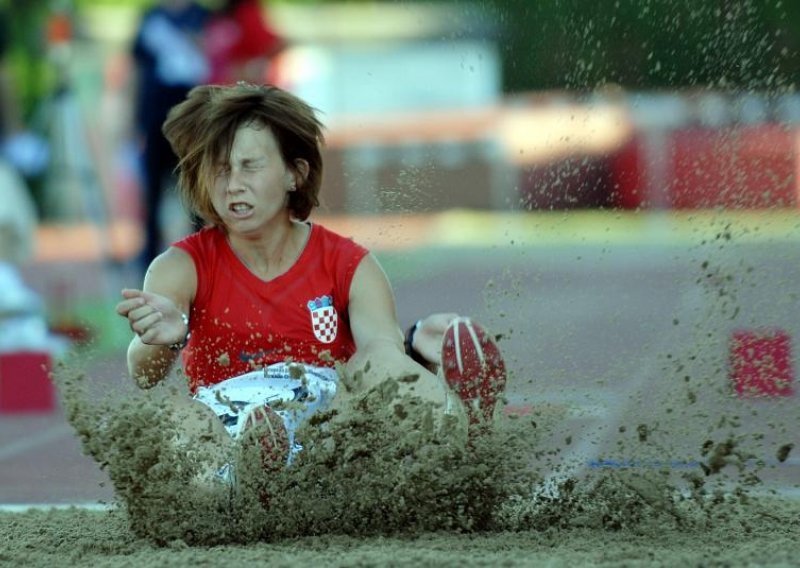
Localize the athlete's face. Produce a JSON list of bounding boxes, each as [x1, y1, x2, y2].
[[211, 123, 295, 233]]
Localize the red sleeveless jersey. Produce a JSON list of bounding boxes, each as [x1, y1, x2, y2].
[[173, 224, 369, 391]]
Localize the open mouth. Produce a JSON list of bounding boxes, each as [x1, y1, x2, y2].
[[229, 202, 254, 216]]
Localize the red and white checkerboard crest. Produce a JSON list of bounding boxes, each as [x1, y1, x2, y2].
[[307, 295, 338, 344]]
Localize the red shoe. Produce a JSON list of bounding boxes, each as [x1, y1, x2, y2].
[[238, 404, 290, 470], [441, 317, 507, 424]]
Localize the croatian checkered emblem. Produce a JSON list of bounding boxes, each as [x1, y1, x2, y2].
[[308, 295, 337, 344]]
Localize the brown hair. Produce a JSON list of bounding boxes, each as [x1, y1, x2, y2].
[[162, 83, 324, 225]]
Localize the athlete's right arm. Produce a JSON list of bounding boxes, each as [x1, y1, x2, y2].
[[115, 247, 197, 388]]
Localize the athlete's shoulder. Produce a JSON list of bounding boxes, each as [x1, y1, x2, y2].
[[170, 227, 229, 285], [173, 226, 225, 254], [310, 223, 369, 256]]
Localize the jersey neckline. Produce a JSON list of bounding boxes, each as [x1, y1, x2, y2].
[[220, 222, 315, 287]]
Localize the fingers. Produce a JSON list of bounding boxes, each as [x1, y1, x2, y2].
[[116, 289, 145, 317], [117, 289, 167, 342], [115, 297, 144, 318], [128, 304, 163, 338], [137, 324, 163, 345], [120, 288, 145, 300], [117, 288, 186, 348]]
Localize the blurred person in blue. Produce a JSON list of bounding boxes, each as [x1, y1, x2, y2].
[[205, 0, 286, 86], [131, 0, 211, 272]]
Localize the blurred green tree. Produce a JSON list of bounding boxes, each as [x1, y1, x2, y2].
[[490, 0, 800, 93], [45, 0, 800, 96], [389, 0, 800, 93], [1, 0, 54, 121]]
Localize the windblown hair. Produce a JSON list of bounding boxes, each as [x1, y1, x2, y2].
[[162, 83, 324, 226]]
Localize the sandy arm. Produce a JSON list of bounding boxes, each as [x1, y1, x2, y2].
[[115, 247, 197, 388], [345, 254, 447, 405]]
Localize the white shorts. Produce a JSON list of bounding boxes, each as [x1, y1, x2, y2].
[[193, 362, 339, 456]]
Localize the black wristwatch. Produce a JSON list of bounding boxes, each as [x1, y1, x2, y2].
[[403, 320, 428, 366]]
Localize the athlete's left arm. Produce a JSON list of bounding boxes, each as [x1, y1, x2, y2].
[[346, 254, 445, 403]]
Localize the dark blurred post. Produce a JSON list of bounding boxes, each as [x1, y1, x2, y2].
[[131, 0, 210, 271]]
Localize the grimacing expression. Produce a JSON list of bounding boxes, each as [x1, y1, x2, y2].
[[211, 124, 296, 233]]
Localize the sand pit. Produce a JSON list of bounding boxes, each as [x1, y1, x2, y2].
[[5, 212, 800, 565], [3, 356, 799, 566], [2, 486, 799, 565]]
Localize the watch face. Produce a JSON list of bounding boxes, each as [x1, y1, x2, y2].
[[170, 313, 191, 351]]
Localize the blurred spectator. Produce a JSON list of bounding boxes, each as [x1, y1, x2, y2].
[[0, 2, 86, 359], [131, 0, 211, 270], [0, 160, 36, 266], [205, 0, 286, 85], [0, 3, 66, 356], [0, 135, 60, 355]]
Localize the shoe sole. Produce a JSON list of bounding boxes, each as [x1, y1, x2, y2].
[[441, 317, 507, 423]]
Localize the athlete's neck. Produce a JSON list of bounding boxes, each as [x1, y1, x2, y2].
[[227, 220, 311, 281]]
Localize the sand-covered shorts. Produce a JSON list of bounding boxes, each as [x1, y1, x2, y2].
[[193, 362, 339, 458]]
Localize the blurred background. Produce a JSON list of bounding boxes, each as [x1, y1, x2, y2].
[[4, 0, 800, 344], [1, 0, 800, 504]]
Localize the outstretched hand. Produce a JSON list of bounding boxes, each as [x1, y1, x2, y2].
[[116, 288, 188, 347]]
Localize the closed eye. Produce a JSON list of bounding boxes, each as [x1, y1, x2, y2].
[[241, 160, 265, 171]]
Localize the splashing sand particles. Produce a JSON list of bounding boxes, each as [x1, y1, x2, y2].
[[53, 359, 545, 545], [0, 348, 793, 566]]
